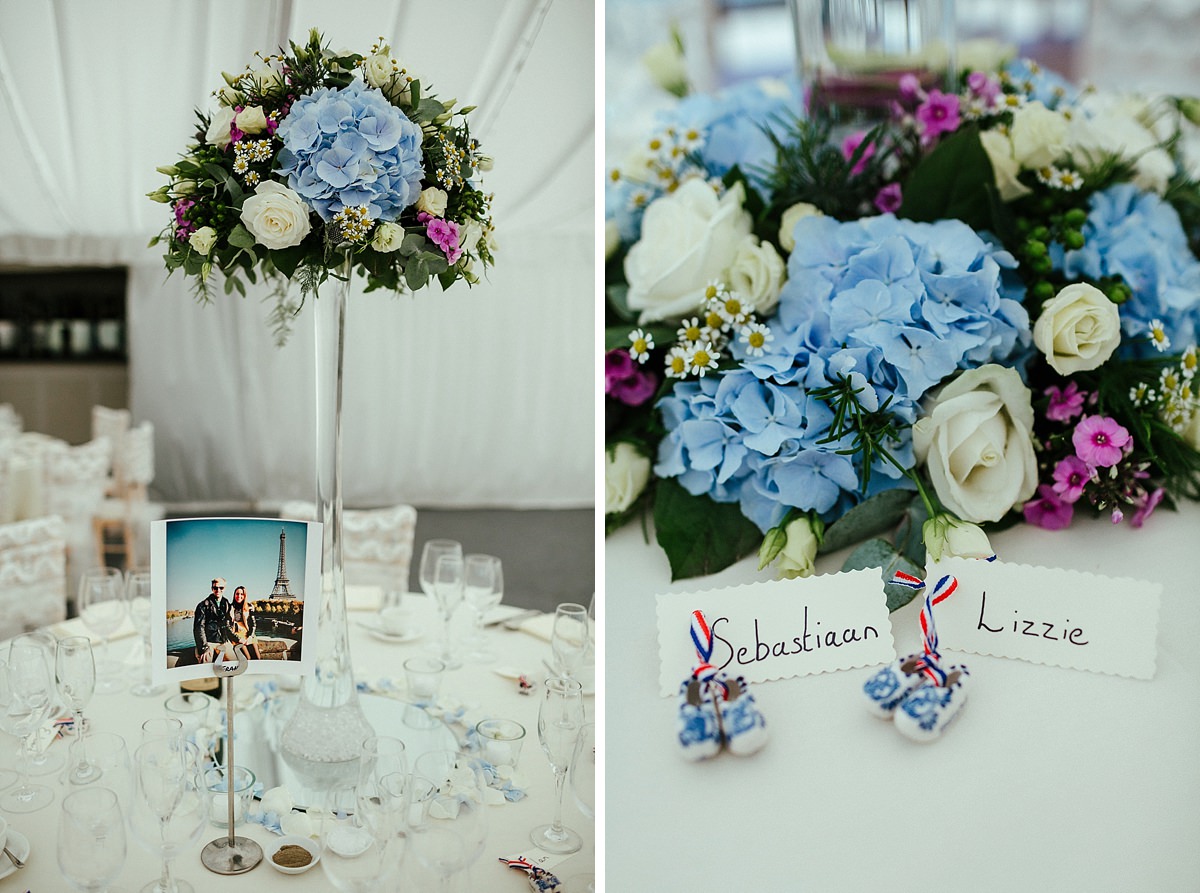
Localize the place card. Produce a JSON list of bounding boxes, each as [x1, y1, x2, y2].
[[930, 557, 1161, 679], [655, 570, 895, 697]]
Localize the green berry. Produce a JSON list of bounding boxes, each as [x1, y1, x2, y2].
[[1030, 226, 1050, 242], [1024, 239, 1048, 258], [1109, 283, 1131, 303], [1064, 208, 1088, 227], [1032, 281, 1055, 301], [1063, 230, 1085, 250], [1031, 255, 1053, 275]]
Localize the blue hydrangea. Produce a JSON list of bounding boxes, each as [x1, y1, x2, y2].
[[275, 80, 424, 222], [1052, 183, 1200, 356], [656, 214, 1030, 532], [1002, 59, 1079, 109]]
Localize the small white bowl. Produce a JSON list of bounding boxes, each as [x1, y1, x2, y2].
[[267, 835, 320, 874]]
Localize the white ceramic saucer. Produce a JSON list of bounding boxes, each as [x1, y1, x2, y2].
[[0, 830, 31, 880], [358, 619, 422, 644]]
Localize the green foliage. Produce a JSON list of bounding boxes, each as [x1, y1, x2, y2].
[[653, 479, 762, 580], [819, 488, 916, 554], [840, 539, 925, 611], [899, 125, 997, 233]]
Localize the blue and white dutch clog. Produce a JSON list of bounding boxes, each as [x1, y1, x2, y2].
[[677, 676, 722, 761], [862, 653, 930, 718], [893, 665, 970, 742], [719, 675, 768, 756]]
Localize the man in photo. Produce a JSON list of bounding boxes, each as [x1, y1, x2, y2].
[[194, 577, 234, 663]]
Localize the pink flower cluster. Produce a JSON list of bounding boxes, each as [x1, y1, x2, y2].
[[419, 211, 462, 263], [606, 349, 656, 407], [173, 198, 196, 240]]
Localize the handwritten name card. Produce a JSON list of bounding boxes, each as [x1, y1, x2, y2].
[[931, 557, 1161, 679], [655, 569, 895, 697]]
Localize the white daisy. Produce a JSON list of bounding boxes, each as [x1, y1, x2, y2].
[[1148, 319, 1170, 352], [739, 322, 774, 357], [686, 341, 721, 377], [664, 345, 690, 380], [676, 317, 705, 345], [714, 291, 750, 327], [1181, 345, 1198, 378], [628, 328, 654, 364]]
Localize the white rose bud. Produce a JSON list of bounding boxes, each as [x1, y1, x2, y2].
[[1032, 283, 1121, 375], [605, 220, 621, 260], [218, 86, 240, 107], [416, 187, 449, 218], [371, 222, 404, 253], [778, 202, 823, 253], [913, 365, 1038, 523], [923, 515, 993, 563], [476, 155, 494, 172], [239, 181, 312, 250], [205, 106, 236, 149], [776, 516, 819, 579], [979, 129, 1031, 202], [727, 237, 785, 317], [1184, 410, 1200, 451], [234, 105, 269, 135], [362, 53, 395, 89], [188, 226, 218, 256], [1009, 100, 1069, 170], [642, 40, 689, 97], [604, 443, 651, 515]]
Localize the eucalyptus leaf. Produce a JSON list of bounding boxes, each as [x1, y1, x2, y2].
[[819, 487, 915, 554], [899, 124, 994, 232], [894, 499, 930, 569], [654, 479, 761, 580], [227, 224, 256, 249], [841, 538, 924, 612]]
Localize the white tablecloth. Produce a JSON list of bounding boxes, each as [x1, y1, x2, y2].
[[606, 500, 1200, 892], [0, 594, 595, 891]]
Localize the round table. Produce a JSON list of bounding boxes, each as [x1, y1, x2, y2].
[[0, 594, 595, 891]]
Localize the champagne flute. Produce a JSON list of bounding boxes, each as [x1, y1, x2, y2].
[[130, 738, 207, 893], [411, 751, 490, 892], [0, 637, 57, 812], [530, 676, 584, 854], [56, 635, 101, 784], [432, 552, 465, 670], [420, 539, 462, 657], [57, 786, 127, 892], [78, 566, 128, 694], [550, 603, 589, 681], [128, 569, 165, 697], [462, 554, 502, 663]]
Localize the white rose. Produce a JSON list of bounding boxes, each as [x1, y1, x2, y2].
[[778, 202, 822, 253], [642, 41, 689, 96], [1009, 101, 1069, 170], [922, 516, 993, 563], [416, 187, 448, 217], [458, 220, 483, 252], [1184, 410, 1200, 451], [239, 181, 312, 250], [188, 226, 218, 256], [727, 237, 785, 316], [362, 53, 396, 89], [1032, 283, 1121, 375], [624, 179, 753, 324], [776, 517, 819, 579], [978, 129, 1031, 202], [206, 106, 235, 149], [371, 222, 404, 253], [913, 365, 1038, 523], [1069, 108, 1172, 195], [234, 105, 268, 135], [604, 443, 651, 515]]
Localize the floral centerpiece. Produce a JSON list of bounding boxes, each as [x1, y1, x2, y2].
[[605, 42, 1200, 602], [150, 29, 495, 340]]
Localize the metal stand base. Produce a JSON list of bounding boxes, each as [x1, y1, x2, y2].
[[201, 836, 263, 875]]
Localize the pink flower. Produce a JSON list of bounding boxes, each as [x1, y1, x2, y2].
[[1023, 484, 1074, 530], [841, 131, 876, 176], [915, 90, 961, 141], [1072, 415, 1131, 467], [1051, 455, 1092, 503], [966, 71, 1001, 105], [873, 183, 902, 214], [898, 73, 924, 102], [426, 218, 463, 263], [1130, 487, 1165, 528], [1045, 381, 1085, 422], [605, 349, 657, 406]]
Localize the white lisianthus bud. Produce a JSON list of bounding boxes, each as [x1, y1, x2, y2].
[[251, 67, 281, 92], [221, 71, 241, 88], [776, 517, 819, 579], [218, 86, 240, 107], [1184, 410, 1200, 451], [155, 164, 180, 176], [923, 515, 993, 563], [642, 40, 689, 98], [175, 179, 197, 195], [371, 222, 404, 253], [604, 443, 651, 514], [416, 187, 449, 217], [235, 106, 269, 135], [188, 226, 218, 256], [476, 155, 494, 172], [778, 202, 822, 253]]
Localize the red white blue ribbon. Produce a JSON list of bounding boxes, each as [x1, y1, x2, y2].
[[890, 572, 958, 686], [689, 609, 726, 698]]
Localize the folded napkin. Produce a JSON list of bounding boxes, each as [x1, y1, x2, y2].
[[346, 584, 385, 611], [49, 615, 138, 643], [516, 613, 554, 643]]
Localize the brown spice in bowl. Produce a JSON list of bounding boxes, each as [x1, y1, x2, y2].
[[272, 844, 314, 868]]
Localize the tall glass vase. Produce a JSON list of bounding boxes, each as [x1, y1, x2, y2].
[[280, 255, 374, 770], [788, 0, 956, 131]]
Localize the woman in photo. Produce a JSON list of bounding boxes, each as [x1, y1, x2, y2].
[[228, 585, 261, 661]]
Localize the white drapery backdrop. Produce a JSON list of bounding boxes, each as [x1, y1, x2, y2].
[[0, 0, 596, 509]]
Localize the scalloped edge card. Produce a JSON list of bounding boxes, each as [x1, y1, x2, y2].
[[655, 569, 895, 697], [930, 557, 1161, 679]]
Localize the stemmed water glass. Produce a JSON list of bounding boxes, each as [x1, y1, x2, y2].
[[530, 676, 585, 854], [57, 786, 127, 892], [462, 554, 502, 663], [410, 751, 489, 892], [16, 629, 66, 776], [130, 738, 207, 893], [550, 603, 589, 682], [420, 540, 462, 660], [320, 783, 404, 892], [56, 635, 101, 784], [78, 566, 128, 694], [356, 735, 409, 839], [128, 569, 165, 697], [0, 636, 57, 812], [432, 552, 465, 670]]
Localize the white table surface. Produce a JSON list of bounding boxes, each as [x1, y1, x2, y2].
[[0, 593, 595, 891], [605, 499, 1200, 892]]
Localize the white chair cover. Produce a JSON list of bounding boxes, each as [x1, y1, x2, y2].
[[41, 437, 112, 585], [279, 500, 417, 593], [91, 405, 130, 493], [0, 515, 67, 638]]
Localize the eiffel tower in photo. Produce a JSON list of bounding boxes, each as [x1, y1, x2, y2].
[[269, 527, 296, 599]]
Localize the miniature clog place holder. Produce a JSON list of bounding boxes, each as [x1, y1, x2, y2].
[[677, 610, 768, 760], [863, 572, 970, 742]]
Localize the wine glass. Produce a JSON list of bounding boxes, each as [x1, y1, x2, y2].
[[128, 569, 165, 697], [462, 554, 502, 663], [356, 735, 408, 839], [319, 783, 404, 892], [420, 539, 462, 658], [550, 603, 589, 681], [56, 635, 101, 784], [530, 676, 584, 854], [410, 751, 490, 892], [78, 566, 128, 694], [15, 629, 66, 776], [57, 786, 127, 892], [432, 552, 465, 670], [130, 738, 207, 893], [0, 636, 57, 812]]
